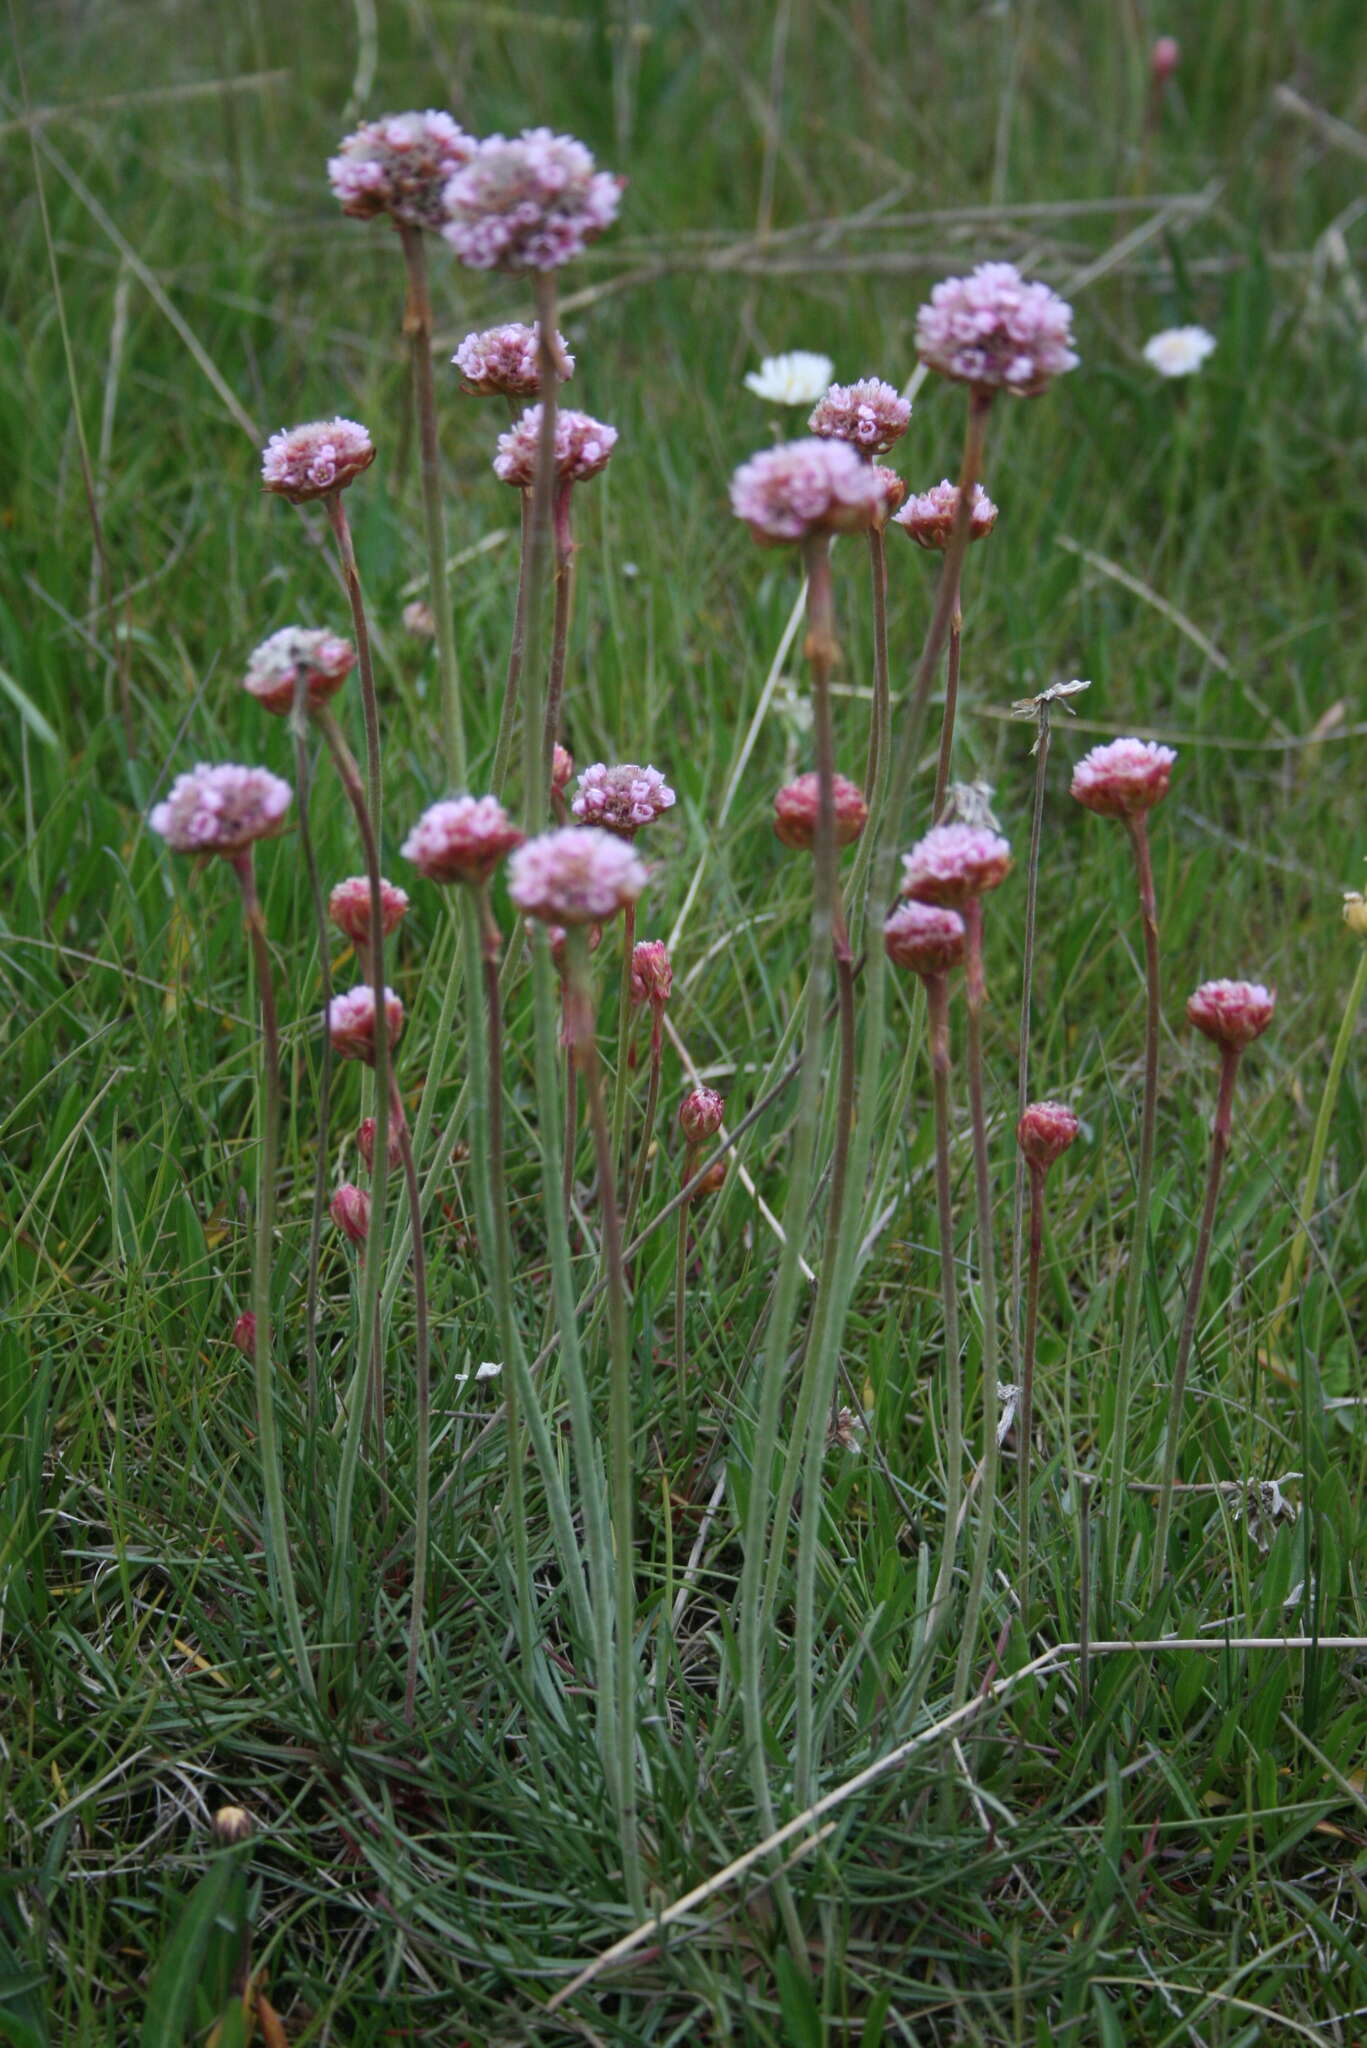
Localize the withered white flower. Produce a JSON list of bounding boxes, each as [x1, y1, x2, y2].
[[744, 351, 835, 407]]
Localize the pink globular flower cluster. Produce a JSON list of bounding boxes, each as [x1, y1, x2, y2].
[[493, 407, 617, 488], [1186, 980, 1276, 1052], [883, 900, 967, 977], [328, 876, 410, 946], [327, 983, 406, 1064], [327, 112, 474, 229], [571, 762, 675, 837], [679, 1086, 726, 1144], [630, 940, 673, 1007], [1071, 736, 1177, 817], [453, 321, 575, 397], [901, 824, 1012, 907], [1017, 1100, 1081, 1171], [509, 827, 647, 925], [244, 626, 355, 716], [261, 419, 375, 502], [773, 772, 868, 850], [895, 480, 999, 551], [916, 261, 1079, 395], [442, 128, 622, 272], [807, 377, 911, 455], [330, 1183, 371, 1245], [150, 763, 292, 856], [730, 437, 887, 544], [401, 795, 525, 885]]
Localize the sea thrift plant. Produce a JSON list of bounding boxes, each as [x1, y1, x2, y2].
[[261, 419, 375, 502], [454, 322, 575, 396], [401, 796, 525, 884], [1015, 1099, 1080, 1609], [1186, 979, 1276, 1050], [679, 1087, 725, 1144], [327, 984, 405, 1064], [915, 261, 1079, 395], [328, 876, 409, 946], [243, 627, 355, 716], [571, 762, 675, 837], [773, 772, 868, 850], [895, 480, 999, 550], [508, 827, 646, 925], [442, 128, 622, 271], [729, 437, 886, 544], [807, 377, 911, 455], [327, 112, 474, 228], [493, 407, 617, 487], [150, 764, 292, 856], [882, 899, 966, 977]]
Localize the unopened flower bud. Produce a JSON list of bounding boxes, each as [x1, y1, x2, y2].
[[327, 984, 405, 1064], [552, 744, 574, 794], [231, 1311, 256, 1358], [212, 1806, 254, 1846], [1017, 1100, 1080, 1171], [1151, 35, 1180, 85], [330, 1183, 371, 1244], [356, 1114, 404, 1173], [630, 939, 672, 1006], [883, 900, 966, 977], [679, 1087, 725, 1145], [773, 772, 868, 850], [329, 876, 410, 946]]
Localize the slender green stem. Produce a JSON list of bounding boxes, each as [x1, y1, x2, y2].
[[863, 524, 891, 828], [394, 1079, 431, 1726], [1274, 943, 1367, 1333], [924, 972, 963, 1643], [1018, 1161, 1045, 1620], [624, 1006, 664, 1247], [290, 700, 330, 1445], [608, 902, 636, 1226], [932, 589, 964, 821], [491, 492, 532, 796], [675, 1143, 697, 1398], [543, 484, 576, 797], [522, 276, 561, 834], [1009, 713, 1052, 1381], [398, 222, 465, 787]]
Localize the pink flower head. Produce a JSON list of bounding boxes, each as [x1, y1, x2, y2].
[[1186, 980, 1276, 1052], [552, 744, 574, 794], [327, 983, 405, 1064], [403, 600, 435, 637], [150, 763, 291, 856], [493, 406, 617, 488], [231, 1310, 257, 1359], [873, 465, 907, 525], [453, 321, 575, 397], [679, 1086, 725, 1144], [571, 761, 675, 837], [328, 876, 410, 946], [894, 479, 999, 551], [1151, 35, 1180, 84], [901, 824, 1012, 907], [730, 437, 886, 545], [1017, 1100, 1081, 1171], [915, 262, 1079, 395], [327, 111, 474, 229], [330, 1183, 371, 1245], [882, 900, 967, 977], [442, 127, 622, 272], [807, 377, 911, 455], [243, 626, 355, 716], [1070, 737, 1177, 818], [401, 795, 525, 885], [630, 939, 673, 1007], [508, 827, 647, 925], [261, 419, 375, 502], [356, 1112, 404, 1173], [773, 772, 868, 851]]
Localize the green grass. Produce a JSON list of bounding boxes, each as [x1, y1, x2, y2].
[[4, 1, 1367, 2040]]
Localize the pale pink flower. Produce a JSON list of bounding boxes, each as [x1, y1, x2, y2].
[[261, 419, 374, 502], [1070, 737, 1177, 817], [243, 626, 355, 716], [150, 763, 291, 856], [328, 876, 409, 946], [442, 127, 622, 271], [882, 900, 967, 977], [679, 1087, 725, 1144], [915, 262, 1079, 395], [630, 939, 672, 1007], [453, 321, 574, 397], [508, 827, 647, 925], [1017, 1100, 1080, 1170], [403, 601, 435, 637], [330, 1183, 371, 1244], [571, 761, 675, 836], [901, 824, 1012, 907], [730, 437, 886, 544], [356, 1114, 404, 1174], [401, 795, 525, 885], [807, 377, 911, 455], [327, 111, 474, 229], [773, 772, 868, 850], [1186, 980, 1276, 1052], [894, 479, 998, 551], [493, 406, 617, 488], [327, 983, 405, 1064]]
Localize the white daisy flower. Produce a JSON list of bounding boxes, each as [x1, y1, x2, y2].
[[1142, 325, 1217, 378], [744, 351, 835, 406]]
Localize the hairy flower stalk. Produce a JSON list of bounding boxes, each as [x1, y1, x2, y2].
[[624, 942, 672, 1243], [893, 482, 999, 821], [389, 1070, 431, 1725], [1015, 1101, 1079, 1614], [674, 1087, 723, 1393]]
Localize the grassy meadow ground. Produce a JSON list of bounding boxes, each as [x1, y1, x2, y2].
[[4, 0, 1367, 2041]]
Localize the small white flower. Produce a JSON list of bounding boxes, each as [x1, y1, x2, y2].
[[744, 351, 836, 407], [1142, 325, 1217, 378], [454, 1362, 504, 1384]]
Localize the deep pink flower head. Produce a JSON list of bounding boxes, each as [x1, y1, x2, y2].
[[231, 1310, 257, 1359], [571, 762, 675, 837], [883, 900, 967, 977], [244, 626, 355, 716], [901, 824, 1012, 907], [453, 322, 575, 397], [356, 1114, 404, 1174], [807, 378, 911, 455], [552, 744, 574, 794], [493, 406, 617, 488], [1017, 1100, 1080, 1171], [328, 876, 410, 946], [1186, 980, 1276, 1052], [895, 480, 998, 551], [1071, 737, 1177, 818], [442, 128, 622, 271], [330, 1183, 371, 1245], [327, 112, 474, 229], [1151, 35, 1180, 84], [327, 983, 405, 1064], [773, 772, 868, 851], [916, 262, 1079, 395], [679, 1086, 725, 1145], [630, 939, 673, 1007], [730, 437, 886, 544], [261, 419, 374, 502], [401, 795, 525, 884], [150, 763, 291, 856], [509, 827, 647, 925]]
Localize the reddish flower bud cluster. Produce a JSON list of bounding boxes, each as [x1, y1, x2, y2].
[[1186, 980, 1276, 1052], [773, 772, 868, 851], [679, 1087, 725, 1144], [1017, 1100, 1081, 1171], [630, 940, 673, 1007], [328, 876, 410, 946]]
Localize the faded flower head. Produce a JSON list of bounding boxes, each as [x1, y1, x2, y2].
[[493, 406, 617, 488], [244, 626, 355, 716], [630, 939, 673, 1007], [212, 1806, 254, 1847], [327, 111, 474, 229], [401, 795, 525, 884], [744, 351, 835, 407], [509, 827, 647, 925], [894, 479, 998, 551], [330, 1183, 371, 1245], [261, 419, 374, 502], [328, 875, 410, 946], [327, 983, 405, 1064], [1143, 325, 1217, 379], [571, 761, 675, 836], [901, 824, 1012, 907], [150, 763, 291, 857], [883, 900, 967, 977], [356, 1114, 403, 1174], [443, 127, 621, 271], [679, 1086, 725, 1144], [1344, 886, 1367, 938], [454, 321, 574, 397], [1186, 979, 1276, 1052], [1017, 1100, 1081, 1171], [916, 261, 1079, 395], [808, 377, 911, 455], [1071, 736, 1177, 818], [730, 437, 886, 545], [773, 772, 868, 851]]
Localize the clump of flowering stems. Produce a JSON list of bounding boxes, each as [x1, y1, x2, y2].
[[1015, 1100, 1080, 1614], [893, 481, 999, 820], [1150, 981, 1275, 1595], [149, 765, 314, 1697], [624, 940, 672, 1241], [1070, 735, 1178, 1599], [674, 1085, 724, 1392]]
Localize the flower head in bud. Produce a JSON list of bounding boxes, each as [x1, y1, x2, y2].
[[330, 1182, 371, 1244], [212, 1806, 254, 1846], [1070, 736, 1177, 817], [1186, 979, 1276, 1052], [327, 984, 405, 1064], [150, 764, 292, 856], [493, 406, 617, 488], [244, 627, 355, 716], [1017, 1100, 1080, 1171], [328, 111, 474, 228], [509, 827, 647, 925], [807, 377, 911, 455], [443, 128, 622, 272], [679, 1086, 725, 1145], [571, 761, 675, 837], [231, 1311, 256, 1358], [453, 321, 574, 397], [401, 795, 525, 885], [552, 744, 574, 794], [261, 419, 374, 502], [901, 824, 1012, 907], [871, 465, 907, 525], [883, 900, 967, 977], [630, 939, 672, 1007], [730, 437, 887, 545], [328, 876, 409, 946], [356, 1114, 404, 1173], [894, 479, 998, 551], [773, 772, 868, 850], [915, 261, 1079, 395]]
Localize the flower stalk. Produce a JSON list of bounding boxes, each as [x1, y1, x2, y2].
[[397, 222, 465, 787]]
